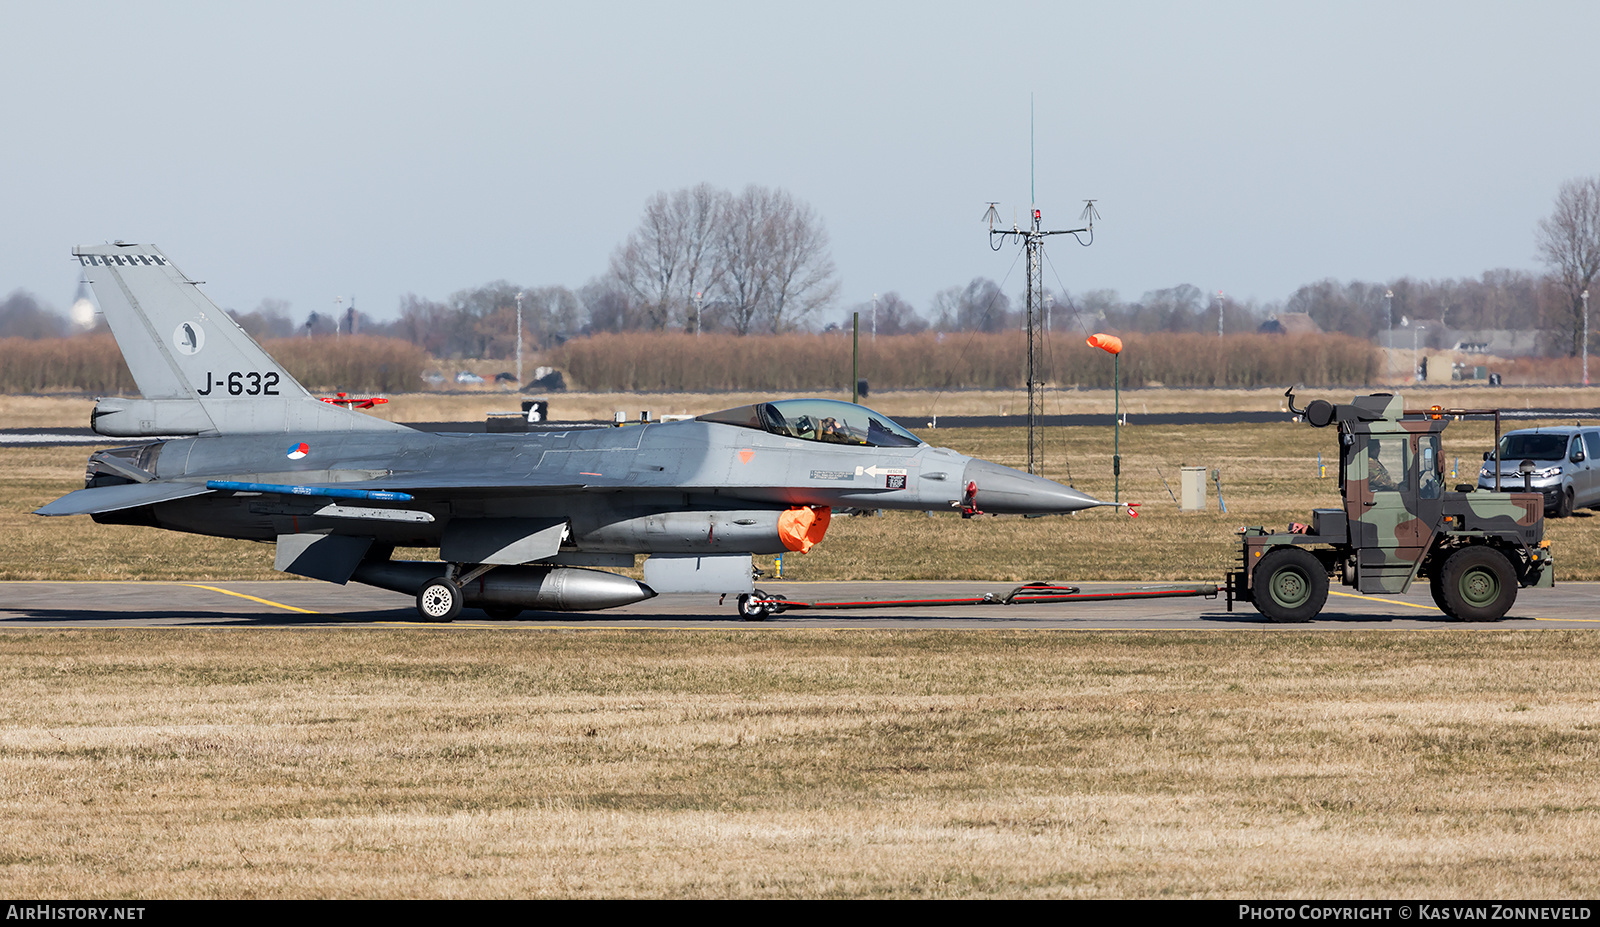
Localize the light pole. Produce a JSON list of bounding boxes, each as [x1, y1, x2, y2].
[[871, 293, 878, 342], [1045, 292, 1054, 333], [1584, 289, 1590, 387], [693, 291, 703, 338], [1384, 289, 1394, 381], [514, 291, 525, 387]]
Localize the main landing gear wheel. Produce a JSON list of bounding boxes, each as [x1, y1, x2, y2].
[[737, 590, 785, 622], [416, 577, 463, 622], [1252, 548, 1328, 623], [1439, 546, 1517, 622]]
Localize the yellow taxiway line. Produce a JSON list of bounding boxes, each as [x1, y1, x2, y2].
[[179, 584, 318, 615], [1328, 590, 1440, 611]]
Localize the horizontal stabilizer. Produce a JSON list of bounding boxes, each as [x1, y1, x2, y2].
[[35, 481, 212, 516]]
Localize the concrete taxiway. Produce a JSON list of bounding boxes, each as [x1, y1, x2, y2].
[[2, 580, 1598, 630]]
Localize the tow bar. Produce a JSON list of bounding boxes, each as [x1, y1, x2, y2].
[[734, 582, 1220, 620]]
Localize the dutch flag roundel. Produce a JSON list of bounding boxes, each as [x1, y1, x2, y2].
[[286, 442, 309, 460]]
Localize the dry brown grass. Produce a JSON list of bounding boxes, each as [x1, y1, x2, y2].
[[7, 414, 1599, 583], [1, 630, 1598, 898], [0, 395, 99, 429]]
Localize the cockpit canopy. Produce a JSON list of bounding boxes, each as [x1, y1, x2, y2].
[[697, 399, 924, 448]]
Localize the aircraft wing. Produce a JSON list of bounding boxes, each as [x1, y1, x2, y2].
[[35, 481, 214, 516]]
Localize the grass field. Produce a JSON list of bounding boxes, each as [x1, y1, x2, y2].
[[1, 630, 1598, 898]]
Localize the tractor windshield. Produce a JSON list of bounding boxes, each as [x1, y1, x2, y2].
[[697, 399, 924, 447]]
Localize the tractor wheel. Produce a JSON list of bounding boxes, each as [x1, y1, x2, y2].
[[1252, 548, 1328, 623], [416, 577, 463, 623], [1428, 572, 1457, 619], [1440, 547, 1517, 622]]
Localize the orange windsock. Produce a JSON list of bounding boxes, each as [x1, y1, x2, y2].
[[777, 505, 832, 553], [1087, 333, 1123, 354]]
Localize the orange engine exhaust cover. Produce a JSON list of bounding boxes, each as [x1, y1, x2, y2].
[[777, 506, 832, 553]]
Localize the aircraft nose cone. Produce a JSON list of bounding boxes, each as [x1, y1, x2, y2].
[[961, 458, 1111, 514]]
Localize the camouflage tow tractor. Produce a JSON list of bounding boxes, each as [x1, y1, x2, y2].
[[1227, 389, 1554, 622]]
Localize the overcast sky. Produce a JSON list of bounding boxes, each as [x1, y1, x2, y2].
[[3, 1, 1596, 328]]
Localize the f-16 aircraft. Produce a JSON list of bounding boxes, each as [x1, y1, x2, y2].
[[37, 243, 1111, 620]]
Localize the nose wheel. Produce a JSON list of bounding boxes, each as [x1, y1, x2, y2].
[[737, 590, 786, 621]]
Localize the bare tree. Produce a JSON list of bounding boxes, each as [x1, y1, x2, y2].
[[757, 188, 838, 332], [931, 278, 1011, 332], [717, 186, 777, 334], [580, 278, 643, 333], [519, 285, 585, 346], [673, 183, 727, 333], [229, 298, 296, 340], [1131, 284, 1207, 332], [1286, 279, 1376, 338], [610, 193, 684, 330], [607, 183, 837, 334], [847, 292, 926, 335], [610, 184, 728, 331], [1536, 176, 1600, 357], [0, 290, 67, 338]]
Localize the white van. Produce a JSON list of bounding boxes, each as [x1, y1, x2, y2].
[[1477, 426, 1600, 517]]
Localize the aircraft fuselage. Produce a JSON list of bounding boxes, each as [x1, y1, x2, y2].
[[91, 419, 993, 554]]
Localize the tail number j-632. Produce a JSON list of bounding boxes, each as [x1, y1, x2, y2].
[[195, 371, 281, 396]]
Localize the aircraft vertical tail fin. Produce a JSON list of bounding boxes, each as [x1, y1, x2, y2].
[[74, 243, 407, 435]]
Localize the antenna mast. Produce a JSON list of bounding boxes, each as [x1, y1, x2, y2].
[[985, 107, 1097, 476]]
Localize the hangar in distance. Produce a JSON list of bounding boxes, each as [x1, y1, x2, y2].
[[37, 243, 1111, 621]]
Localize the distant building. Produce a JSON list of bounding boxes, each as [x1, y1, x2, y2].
[[1441, 328, 1542, 358], [1257, 313, 1322, 335]]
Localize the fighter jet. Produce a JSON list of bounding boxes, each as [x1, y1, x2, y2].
[[37, 243, 1111, 620]]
